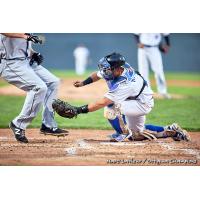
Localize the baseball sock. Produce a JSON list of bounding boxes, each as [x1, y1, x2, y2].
[[145, 124, 164, 132], [108, 115, 127, 134], [145, 124, 176, 138], [108, 117, 123, 134]]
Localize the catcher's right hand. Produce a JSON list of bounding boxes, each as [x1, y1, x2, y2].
[[73, 81, 84, 87], [26, 33, 42, 44]]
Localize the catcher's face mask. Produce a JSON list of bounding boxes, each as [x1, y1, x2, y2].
[[98, 57, 115, 80]]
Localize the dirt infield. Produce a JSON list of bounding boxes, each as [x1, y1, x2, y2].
[[0, 78, 199, 100], [0, 129, 200, 166]]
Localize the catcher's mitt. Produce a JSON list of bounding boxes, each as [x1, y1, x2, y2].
[[52, 99, 78, 119], [30, 52, 44, 66]]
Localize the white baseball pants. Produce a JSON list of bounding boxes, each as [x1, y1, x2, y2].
[[138, 47, 168, 95]]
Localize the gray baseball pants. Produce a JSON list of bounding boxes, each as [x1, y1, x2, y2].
[[0, 59, 59, 130]]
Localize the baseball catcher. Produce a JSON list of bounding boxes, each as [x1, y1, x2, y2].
[[53, 52, 191, 142]]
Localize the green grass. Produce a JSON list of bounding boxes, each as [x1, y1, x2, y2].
[[146, 98, 200, 131], [0, 95, 200, 131], [0, 96, 108, 129], [0, 71, 200, 131], [49, 69, 94, 79], [0, 79, 9, 87], [150, 72, 200, 81], [165, 72, 200, 81], [168, 87, 200, 97], [151, 86, 200, 97]]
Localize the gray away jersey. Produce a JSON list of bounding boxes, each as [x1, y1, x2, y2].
[[0, 34, 32, 60], [0, 34, 6, 59]]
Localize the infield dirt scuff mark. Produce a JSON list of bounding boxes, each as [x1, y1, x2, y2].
[[100, 142, 146, 146], [158, 141, 200, 160], [65, 139, 93, 156], [65, 147, 77, 155]]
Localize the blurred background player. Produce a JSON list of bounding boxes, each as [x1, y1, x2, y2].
[[134, 33, 171, 98], [73, 44, 90, 75], [0, 33, 67, 143]]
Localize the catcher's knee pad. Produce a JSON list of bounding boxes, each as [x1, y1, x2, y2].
[[104, 105, 127, 134], [104, 105, 116, 120]]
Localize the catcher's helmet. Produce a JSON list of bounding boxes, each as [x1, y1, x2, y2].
[[98, 52, 126, 80]]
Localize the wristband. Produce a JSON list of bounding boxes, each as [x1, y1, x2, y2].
[[77, 105, 89, 114], [82, 77, 93, 86]]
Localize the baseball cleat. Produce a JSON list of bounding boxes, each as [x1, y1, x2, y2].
[[128, 136, 134, 141], [40, 123, 68, 136], [167, 123, 191, 141], [108, 132, 121, 140], [9, 121, 29, 143], [109, 132, 134, 142], [110, 132, 132, 142]]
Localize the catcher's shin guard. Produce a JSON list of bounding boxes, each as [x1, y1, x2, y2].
[[107, 114, 127, 134], [104, 105, 133, 141], [104, 105, 128, 135]]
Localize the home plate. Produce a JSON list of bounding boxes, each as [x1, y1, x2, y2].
[[76, 139, 92, 149], [100, 142, 145, 146]]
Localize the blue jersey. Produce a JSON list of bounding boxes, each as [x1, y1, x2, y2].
[[97, 62, 136, 92], [106, 64, 136, 93], [97, 63, 153, 104]]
